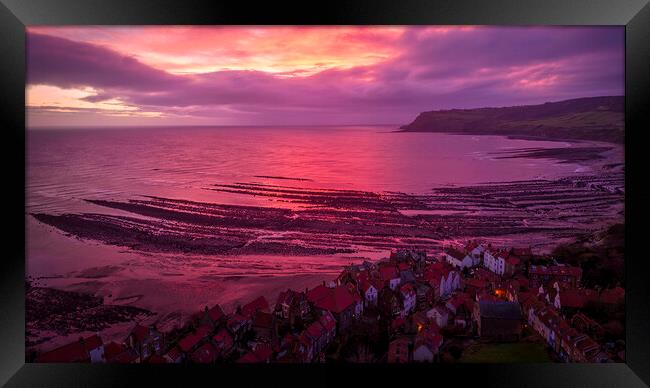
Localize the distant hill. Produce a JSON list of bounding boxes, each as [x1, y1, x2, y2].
[[400, 96, 624, 143]]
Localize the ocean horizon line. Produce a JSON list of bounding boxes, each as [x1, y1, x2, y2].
[[26, 123, 404, 130]]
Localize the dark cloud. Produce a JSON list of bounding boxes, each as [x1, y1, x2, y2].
[[27, 27, 624, 125]]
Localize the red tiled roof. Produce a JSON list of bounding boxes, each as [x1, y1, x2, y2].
[[380, 266, 399, 282], [252, 311, 274, 329], [212, 329, 233, 349], [306, 285, 330, 304], [560, 290, 587, 309], [465, 241, 480, 252], [306, 321, 325, 339], [314, 286, 356, 314], [400, 283, 415, 295], [35, 335, 103, 363], [445, 248, 466, 261], [242, 296, 270, 318], [178, 325, 211, 353]]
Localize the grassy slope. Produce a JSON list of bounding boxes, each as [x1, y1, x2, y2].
[[400, 96, 624, 143]]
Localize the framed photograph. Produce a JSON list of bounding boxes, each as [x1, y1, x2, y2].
[[1, 0, 649, 386]]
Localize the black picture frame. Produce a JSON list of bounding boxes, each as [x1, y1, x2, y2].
[[1, 0, 648, 386]]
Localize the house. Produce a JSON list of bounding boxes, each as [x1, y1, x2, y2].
[[201, 304, 225, 329], [426, 306, 449, 328], [241, 296, 270, 319], [252, 310, 275, 343], [410, 311, 429, 334], [125, 324, 164, 361], [504, 256, 520, 277], [35, 334, 104, 363], [276, 288, 311, 325], [212, 328, 234, 356], [379, 287, 403, 318], [226, 313, 252, 341], [414, 282, 432, 310], [387, 337, 411, 363], [294, 333, 314, 363], [412, 329, 443, 362], [564, 332, 607, 363], [464, 278, 488, 298], [483, 247, 509, 276], [558, 288, 595, 314], [444, 247, 474, 269], [311, 286, 362, 331], [190, 342, 219, 363], [400, 283, 417, 316], [399, 269, 417, 285], [447, 291, 472, 313], [178, 325, 212, 356], [465, 241, 485, 263], [424, 264, 461, 299], [318, 311, 337, 343], [163, 347, 182, 364], [509, 246, 533, 261], [237, 344, 273, 363], [531, 307, 562, 348], [304, 321, 325, 359], [360, 280, 379, 307], [474, 301, 522, 342], [571, 313, 605, 340], [390, 250, 427, 268], [528, 265, 582, 289], [379, 265, 401, 290]]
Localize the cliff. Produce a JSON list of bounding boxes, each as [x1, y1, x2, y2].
[[400, 96, 624, 143]]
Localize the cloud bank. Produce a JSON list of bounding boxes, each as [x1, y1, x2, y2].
[[26, 26, 624, 127]]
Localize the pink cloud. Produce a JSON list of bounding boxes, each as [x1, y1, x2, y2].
[[26, 26, 624, 127]]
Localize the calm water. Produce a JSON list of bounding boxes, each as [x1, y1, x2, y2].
[[27, 125, 584, 215]]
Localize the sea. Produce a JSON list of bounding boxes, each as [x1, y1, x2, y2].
[[25, 125, 611, 333]]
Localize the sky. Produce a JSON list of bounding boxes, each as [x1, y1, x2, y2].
[[26, 26, 624, 128]]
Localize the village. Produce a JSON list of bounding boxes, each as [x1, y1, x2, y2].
[[32, 242, 626, 364]]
